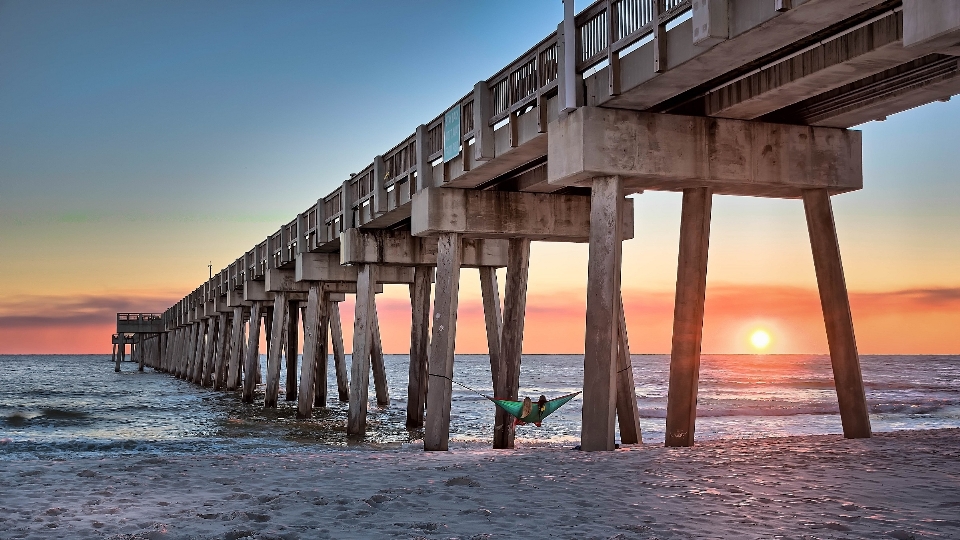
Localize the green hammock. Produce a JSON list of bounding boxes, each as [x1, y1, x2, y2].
[[490, 392, 581, 426]]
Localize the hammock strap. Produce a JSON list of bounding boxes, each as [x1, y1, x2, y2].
[[428, 372, 493, 400]]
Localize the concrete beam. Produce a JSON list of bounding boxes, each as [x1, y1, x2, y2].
[[548, 107, 862, 198], [265, 268, 310, 293], [904, 0, 960, 56], [411, 187, 634, 242], [705, 11, 925, 120], [226, 289, 251, 308], [340, 228, 510, 267], [590, 0, 891, 111], [244, 279, 271, 302], [295, 252, 416, 284]]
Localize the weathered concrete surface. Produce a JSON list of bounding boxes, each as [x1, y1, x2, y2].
[[265, 268, 310, 293], [581, 176, 623, 452], [340, 228, 509, 267], [665, 188, 713, 448], [590, 0, 891, 111], [411, 187, 634, 242], [904, 0, 960, 56], [296, 252, 415, 284], [548, 107, 862, 198], [705, 12, 927, 120], [803, 189, 871, 439]]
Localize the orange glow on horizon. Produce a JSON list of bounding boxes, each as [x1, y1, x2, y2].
[[1, 284, 958, 355]]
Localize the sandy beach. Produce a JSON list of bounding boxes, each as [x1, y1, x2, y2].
[[2, 429, 959, 539]]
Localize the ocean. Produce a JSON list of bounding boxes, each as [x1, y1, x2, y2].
[[1, 354, 958, 460]]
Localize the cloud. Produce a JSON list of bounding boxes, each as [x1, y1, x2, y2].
[[0, 293, 180, 328]]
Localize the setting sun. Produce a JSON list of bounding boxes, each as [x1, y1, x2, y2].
[[750, 330, 771, 350]]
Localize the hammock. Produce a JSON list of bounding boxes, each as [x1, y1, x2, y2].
[[490, 393, 581, 426], [432, 373, 581, 427]]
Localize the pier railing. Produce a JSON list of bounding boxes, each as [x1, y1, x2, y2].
[[162, 0, 692, 326], [117, 313, 165, 334]]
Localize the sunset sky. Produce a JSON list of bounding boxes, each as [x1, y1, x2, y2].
[[1, 1, 958, 355]]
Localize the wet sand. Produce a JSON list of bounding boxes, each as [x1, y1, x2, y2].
[[3, 429, 960, 539]]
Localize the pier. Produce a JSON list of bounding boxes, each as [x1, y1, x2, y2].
[[116, 0, 960, 451]]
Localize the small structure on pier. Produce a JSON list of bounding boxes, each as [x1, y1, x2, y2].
[[117, 0, 960, 450]]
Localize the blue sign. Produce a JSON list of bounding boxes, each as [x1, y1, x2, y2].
[[443, 106, 461, 163]]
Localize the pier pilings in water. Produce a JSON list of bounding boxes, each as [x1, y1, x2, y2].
[[547, 107, 870, 449], [113, 105, 872, 454]]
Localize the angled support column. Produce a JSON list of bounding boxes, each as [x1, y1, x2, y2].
[[329, 300, 349, 402], [581, 176, 622, 451], [370, 305, 389, 407], [213, 314, 229, 389], [616, 295, 642, 444], [192, 322, 205, 384], [285, 299, 300, 401], [803, 188, 871, 439], [138, 334, 145, 372], [115, 336, 124, 373], [265, 293, 289, 408], [242, 302, 263, 403], [406, 266, 433, 429], [297, 283, 322, 418], [496, 238, 531, 449], [479, 267, 503, 441], [201, 317, 217, 387], [347, 264, 377, 436], [314, 293, 330, 408], [227, 307, 244, 390], [179, 326, 191, 379], [665, 187, 713, 448], [425, 233, 462, 451]]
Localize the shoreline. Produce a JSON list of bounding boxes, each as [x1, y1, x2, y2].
[[4, 428, 960, 539]]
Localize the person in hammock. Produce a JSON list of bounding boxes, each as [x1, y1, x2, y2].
[[516, 395, 550, 427]]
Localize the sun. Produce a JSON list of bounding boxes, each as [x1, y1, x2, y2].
[[750, 329, 771, 350]]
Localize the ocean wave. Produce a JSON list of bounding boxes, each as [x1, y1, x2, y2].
[[4, 408, 93, 427], [637, 400, 950, 419]]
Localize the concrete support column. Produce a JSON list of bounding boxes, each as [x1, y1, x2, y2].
[[329, 300, 349, 402], [406, 266, 433, 429], [213, 314, 229, 389], [314, 296, 330, 408], [242, 302, 263, 403], [803, 188, 871, 439], [479, 267, 503, 437], [297, 283, 322, 418], [227, 307, 244, 390], [178, 327, 189, 378], [265, 293, 288, 408], [115, 337, 124, 373], [171, 330, 180, 377], [581, 175, 622, 451], [185, 324, 196, 381], [495, 238, 531, 449], [425, 233, 462, 451], [192, 321, 206, 385], [665, 187, 713, 448], [201, 317, 217, 387], [137, 334, 145, 372], [616, 295, 642, 444], [158, 334, 165, 372], [370, 306, 389, 407], [285, 299, 300, 401], [348, 264, 378, 436]]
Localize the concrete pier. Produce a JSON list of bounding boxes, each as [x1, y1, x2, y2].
[[117, 0, 960, 450]]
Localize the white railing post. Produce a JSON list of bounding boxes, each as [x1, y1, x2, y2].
[[560, 0, 580, 113], [373, 155, 387, 216], [473, 82, 495, 161]]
